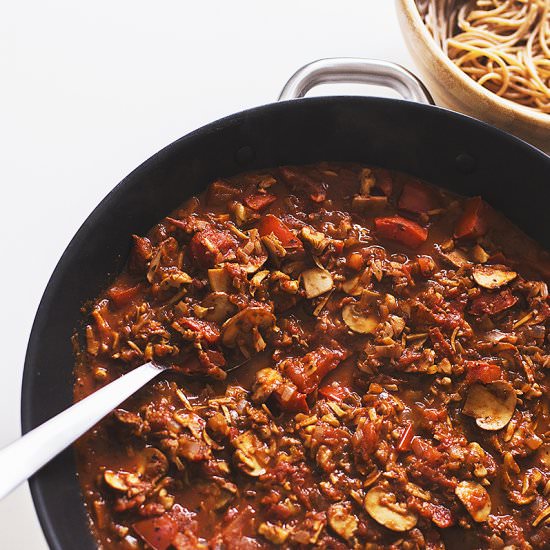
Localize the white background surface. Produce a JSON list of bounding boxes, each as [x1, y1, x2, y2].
[[1, 1, 413, 547]]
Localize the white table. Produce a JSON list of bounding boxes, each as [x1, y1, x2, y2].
[[0, 1, 413, 547]]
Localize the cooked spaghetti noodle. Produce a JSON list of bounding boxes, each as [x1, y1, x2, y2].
[[416, 0, 550, 113]]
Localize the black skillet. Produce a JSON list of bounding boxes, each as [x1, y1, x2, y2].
[[20, 58, 550, 549]]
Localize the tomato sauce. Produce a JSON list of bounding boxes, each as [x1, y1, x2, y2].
[[74, 164, 550, 549]]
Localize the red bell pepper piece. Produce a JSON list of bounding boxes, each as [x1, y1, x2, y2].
[[133, 515, 177, 550], [243, 192, 277, 211], [374, 215, 428, 248], [258, 214, 302, 248], [454, 196, 488, 240], [397, 423, 414, 452], [398, 179, 439, 214]]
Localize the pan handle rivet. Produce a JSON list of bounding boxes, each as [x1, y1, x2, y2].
[[455, 153, 476, 174]]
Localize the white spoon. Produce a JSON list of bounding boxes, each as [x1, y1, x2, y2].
[[0, 362, 166, 500]]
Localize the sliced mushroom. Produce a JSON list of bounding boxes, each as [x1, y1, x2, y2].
[[258, 522, 290, 545], [342, 303, 379, 334], [159, 269, 193, 291], [455, 481, 491, 522], [221, 307, 275, 349], [472, 265, 517, 290], [250, 269, 270, 292], [261, 234, 287, 260], [342, 275, 363, 296], [299, 226, 330, 255], [364, 486, 418, 532], [537, 445, 550, 469], [233, 431, 267, 477], [302, 267, 334, 299], [463, 381, 517, 431], [436, 246, 472, 268], [328, 502, 358, 541], [471, 244, 489, 264], [230, 201, 258, 226], [208, 268, 232, 292], [240, 230, 268, 273], [352, 195, 388, 212], [242, 253, 268, 274], [104, 470, 142, 492], [137, 447, 169, 481], [201, 292, 237, 323], [251, 367, 283, 403]]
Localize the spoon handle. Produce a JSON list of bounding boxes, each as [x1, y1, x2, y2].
[[0, 362, 164, 500]]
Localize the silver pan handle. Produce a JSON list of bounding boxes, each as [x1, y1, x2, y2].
[[279, 58, 434, 105]]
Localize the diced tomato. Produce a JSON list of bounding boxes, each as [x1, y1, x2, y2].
[[189, 226, 237, 268], [373, 168, 393, 197], [421, 408, 447, 423], [132, 514, 177, 550], [197, 349, 226, 378], [243, 193, 277, 211], [274, 384, 309, 413], [454, 196, 488, 240], [429, 327, 454, 359], [411, 437, 443, 463], [469, 289, 518, 316], [175, 317, 220, 343], [258, 214, 302, 248], [397, 423, 414, 452], [374, 215, 428, 249], [107, 282, 142, 306], [464, 361, 502, 384], [282, 346, 347, 394], [398, 179, 439, 214], [319, 384, 350, 402], [427, 503, 454, 528], [221, 506, 258, 547], [352, 420, 379, 461], [399, 347, 423, 367]]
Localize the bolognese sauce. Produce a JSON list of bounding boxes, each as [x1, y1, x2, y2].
[[74, 164, 550, 549]]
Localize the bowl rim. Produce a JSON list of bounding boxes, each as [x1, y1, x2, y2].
[[398, 0, 550, 127]]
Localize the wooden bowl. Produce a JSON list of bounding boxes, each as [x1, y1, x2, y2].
[[396, 0, 550, 154]]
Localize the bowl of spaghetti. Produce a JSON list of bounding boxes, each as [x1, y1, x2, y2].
[[397, 0, 550, 153]]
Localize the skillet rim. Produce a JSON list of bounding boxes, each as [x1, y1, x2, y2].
[[20, 95, 549, 550]]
